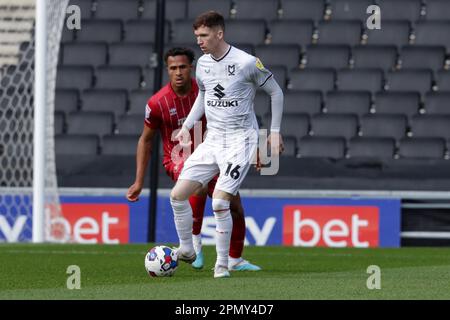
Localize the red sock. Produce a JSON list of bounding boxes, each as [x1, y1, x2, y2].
[[189, 195, 206, 235], [230, 211, 246, 259]]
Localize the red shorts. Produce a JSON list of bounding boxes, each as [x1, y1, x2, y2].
[[164, 161, 218, 197]]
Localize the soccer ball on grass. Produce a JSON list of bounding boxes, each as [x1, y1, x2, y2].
[[145, 245, 178, 277]]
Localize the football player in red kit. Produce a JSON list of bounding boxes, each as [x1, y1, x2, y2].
[[126, 47, 260, 271]]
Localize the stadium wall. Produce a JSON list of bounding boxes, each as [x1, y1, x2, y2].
[[1, 188, 402, 246]]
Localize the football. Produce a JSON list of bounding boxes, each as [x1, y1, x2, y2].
[[144, 245, 178, 277]]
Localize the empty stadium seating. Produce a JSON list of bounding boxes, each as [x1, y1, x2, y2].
[[54, 0, 450, 189]]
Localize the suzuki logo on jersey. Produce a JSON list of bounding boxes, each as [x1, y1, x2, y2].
[[213, 84, 226, 99], [283, 205, 379, 248]]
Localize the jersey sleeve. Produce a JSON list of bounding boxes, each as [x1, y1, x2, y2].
[[144, 98, 162, 130], [247, 57, 273, 87], [195, 63, 205, 91]]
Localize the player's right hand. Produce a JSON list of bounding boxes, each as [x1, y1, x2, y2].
[[174, 126, 192, 148], [126, 182, 142, 202]]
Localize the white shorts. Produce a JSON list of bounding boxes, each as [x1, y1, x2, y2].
[[178, 132, 258, 196]]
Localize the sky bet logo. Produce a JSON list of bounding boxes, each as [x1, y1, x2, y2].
[[283, 205, 379, 248]]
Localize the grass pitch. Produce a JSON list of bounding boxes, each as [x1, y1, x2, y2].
[[0, 244, 449, 300]]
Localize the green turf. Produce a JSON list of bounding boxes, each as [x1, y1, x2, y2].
[[0, 244, 449, 300]]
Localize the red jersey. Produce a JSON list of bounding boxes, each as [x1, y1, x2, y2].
[[144, 79, 206, 167]]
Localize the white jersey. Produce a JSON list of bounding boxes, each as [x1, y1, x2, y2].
[[196, 45, 273, 138]]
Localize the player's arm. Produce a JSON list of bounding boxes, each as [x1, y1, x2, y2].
[[127, 124, 157, 202], [174, 89, 205, 146], [261, 76, 285, 155]]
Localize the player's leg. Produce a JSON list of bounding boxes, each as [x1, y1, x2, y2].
[[170, 179, 203, 263], [173, 141, 219, 264], [211, 189, 234, 278], [190, 186, 208, 269], [228, 193, 261, 271]]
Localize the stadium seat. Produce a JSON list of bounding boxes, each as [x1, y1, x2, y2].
[[255, 45, 300, 71], [435, 71, 450, 91], [94, 0, 140, 21], [68, 0, 93, 19], [284, 90, 322, 116], [102, 134, 140, 155], [336, 69, 383, 93], [304, 45, 350, 69], [268, 20, 314, 47], [328, 0, 375, 22], [188, 0, 232, 19], [410, 115, 450, 139], [385, 70, 432, 96], [55, 134, 99, 155], [56, 66, 94, 90], [95, 66, 142, 90], [374, 92, 421, 118], [277, 113, 310, 140], [347, 137, 395, 159], [377, 0, 423, 22], [225, 20, 267, 46], [254, 91, 270, 119], [75, 19, 123, 43], [124, 20, 170, 43], [282, 136, 298, 157], [233, 0, 280, 20], [66, 111, 115, 136], [316, 21, 362, 46], [266, 65, 287, 89], [171, 19, 198, 44], [414, 21, 450, 52], [62, 43, 108, 67], [128, 89, 151, 115], [108, 43, 154, 67], [425, 0, 450, 21], [81, 89, 128, 119], [399, 46, 446, 72], [359, 114, 408, 140], [297, 136, 346, 158], [398, 137, 446, 159], [365, 21, 411, 48], [54, 111, 65, 135], [142, 0, 187, 21], [55, 89, 80, 115], [425, 92, 450, 115], [289, 68, 335, 93], [142, 67, 155, 90], [280, 0, 325, 22], [324, 91, 371, 117], [117, 115, 145, 135], [352, 45, 398, 72], [310, 114, 358, 140], [61, 27, 75, 43]]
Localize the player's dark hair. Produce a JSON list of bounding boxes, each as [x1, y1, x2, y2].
[[164, 47, 195, 65], [193, 11, 225, 32]]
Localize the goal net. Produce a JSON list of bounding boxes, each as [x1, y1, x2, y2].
[[0, 0, 69, 242]]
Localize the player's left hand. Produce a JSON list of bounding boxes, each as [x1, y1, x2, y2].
[[174, 126, 192, 148], [268, 132, 284, 156]]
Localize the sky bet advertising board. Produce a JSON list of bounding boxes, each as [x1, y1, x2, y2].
[[1, 193, 401, 247]]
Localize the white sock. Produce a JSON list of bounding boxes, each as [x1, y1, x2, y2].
[[170, 198, 194, 254], [193, 234, 202, 254], [212, 198, 232, 268]]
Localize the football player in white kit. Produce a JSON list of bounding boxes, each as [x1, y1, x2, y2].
[[170, 11, 284, 278]]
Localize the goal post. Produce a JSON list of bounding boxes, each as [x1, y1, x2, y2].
[[0, 0, 69, 243]]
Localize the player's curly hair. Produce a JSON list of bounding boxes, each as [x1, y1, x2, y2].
[[164, 47, 195, 65], [193, 11, 225, 32]]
